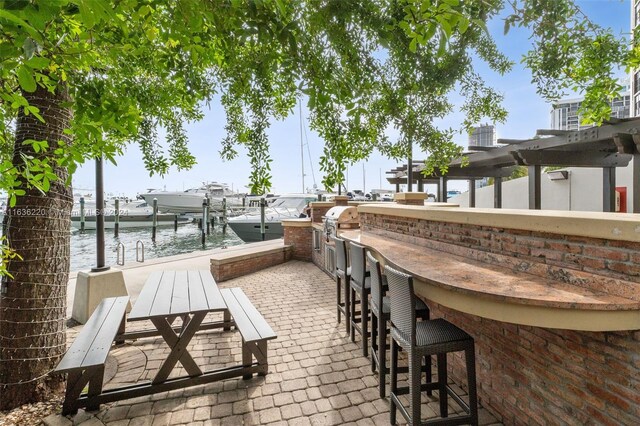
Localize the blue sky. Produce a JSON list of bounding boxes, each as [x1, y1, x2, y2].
[[72, 0, 631, 197]]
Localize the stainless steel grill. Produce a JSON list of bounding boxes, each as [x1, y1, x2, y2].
[[323, 206, 359, 241]]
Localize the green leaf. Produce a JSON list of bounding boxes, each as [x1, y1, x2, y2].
[[25, 56, 49, 70], [409, 37, 417, 53], [23, 37, 37, 59], [0, 9, 42, 42], [145, 27, 158, 41], [28, 107, 45, 122], [458, 17, 469, 34], [75, 0, 96, 28], [17, 65, 36, 92], [437, 31, 447, 56], [137, 4, 151, 18]]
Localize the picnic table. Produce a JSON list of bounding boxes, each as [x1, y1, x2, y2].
[[56, 270, 276, 414], [127, 270, 228, 384]]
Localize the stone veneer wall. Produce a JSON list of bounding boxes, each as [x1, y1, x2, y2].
[[310, 205, 332, 223], [361, 213, 640, 424], [361, 213, 640, 297], [283, 223, 313, 261], [211, 248, 292, 282]]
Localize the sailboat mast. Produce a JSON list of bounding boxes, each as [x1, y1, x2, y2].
[[299, 101, 305, 193]]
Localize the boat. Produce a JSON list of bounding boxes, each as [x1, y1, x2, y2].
[[228, 106, 322, 242], [139, 182, 245, 214], [446, 190, 462, 199], [227, 193, 319, 242], [245, 193, 279, 208], [346, 190, 368, 201], [70, 199, 191, 230]]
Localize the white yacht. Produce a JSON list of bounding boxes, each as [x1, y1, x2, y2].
[[227, 193, 318, 242], [70, 199, 190, 229], [140, 183, 245, 214]]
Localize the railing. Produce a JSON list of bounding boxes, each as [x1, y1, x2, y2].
[[136, 240, 144, 263], [116, 242, 125, 266]]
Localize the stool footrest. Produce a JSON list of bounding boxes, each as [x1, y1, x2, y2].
[[393, 382, 439, 396]]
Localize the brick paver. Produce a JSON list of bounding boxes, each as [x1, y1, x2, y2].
[[61, 261, 501, 425]]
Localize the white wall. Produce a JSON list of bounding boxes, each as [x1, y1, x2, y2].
[[451, 159, 637, 212]]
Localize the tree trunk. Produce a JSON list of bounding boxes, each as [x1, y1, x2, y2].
[[0, 84, 73, 409]]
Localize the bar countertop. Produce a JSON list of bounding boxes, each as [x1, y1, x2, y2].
[[340, 229, 640, 331]]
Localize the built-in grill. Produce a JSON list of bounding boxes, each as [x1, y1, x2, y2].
[[323, 206, 359, 241]]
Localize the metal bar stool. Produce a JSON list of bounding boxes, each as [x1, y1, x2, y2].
[[334, 236, 351, 334], [385, 264, 478, 426], [349, 241, 371, 356], [367, 251, 430, 399]]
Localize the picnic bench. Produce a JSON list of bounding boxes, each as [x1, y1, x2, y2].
[[56, 270, 276, 414], [55, 296, 129, 415], [221, 288, 277, 379]]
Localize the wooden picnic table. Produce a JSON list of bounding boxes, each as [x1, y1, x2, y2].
[[127, 270, 229, 384], [56, 269, 276, 413]]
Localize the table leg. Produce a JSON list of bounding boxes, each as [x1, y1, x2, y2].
[[86, 366, 104, 411], [242, 341, 252, 380], [115, 313, 126, 345], [223, 309, 232, 331], [151, 312, 206, 384]]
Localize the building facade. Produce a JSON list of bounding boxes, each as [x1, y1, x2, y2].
[[468, 124, 497, 189], [633, 0, 640, 116], [468, 124, 496, 147], [551, 83, 631, 130]]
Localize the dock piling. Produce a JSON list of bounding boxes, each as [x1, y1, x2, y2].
[[260, 197, 266, 241], [201, 198, 206, 247], [222, 197, 227, 224], [222, 197, 227, 234], [206, 195, 211, 235], [114, 199, 120, 237], [174, 215, 178, 232], [80, 197, 85, 232], [152, 198, 158, 241]]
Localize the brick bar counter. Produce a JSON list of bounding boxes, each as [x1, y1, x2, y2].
[[338, 202, 640, 425]]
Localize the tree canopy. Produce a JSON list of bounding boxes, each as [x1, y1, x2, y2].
[[0, 0, 635, 198], [0, 0, 637, 408]]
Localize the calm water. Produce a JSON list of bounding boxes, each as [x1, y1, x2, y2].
[[70, 222, 244, 271]]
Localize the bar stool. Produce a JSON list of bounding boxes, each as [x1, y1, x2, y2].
[[334, 236, 350, 334], [385, 264, 478, 426], [349, 241, 371, 356], [367, 251, 430, 398]]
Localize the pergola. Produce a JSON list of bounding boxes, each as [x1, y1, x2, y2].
[[386, 117, 640, 212]]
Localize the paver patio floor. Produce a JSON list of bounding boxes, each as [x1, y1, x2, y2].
[[59, 261, 501, 426]]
